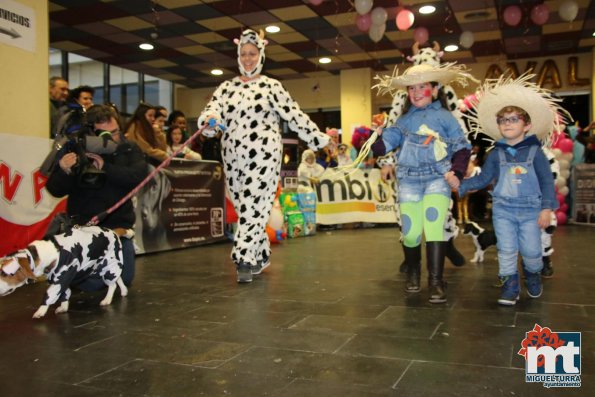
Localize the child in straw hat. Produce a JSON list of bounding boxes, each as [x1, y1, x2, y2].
[[456, 74, 561, 306], [373, 63, 474, 304]]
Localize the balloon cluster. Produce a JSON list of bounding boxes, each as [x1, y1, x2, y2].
[[551, 125, 574, 225], [354, 0, 387, 43], [502, 1, 578, 27]]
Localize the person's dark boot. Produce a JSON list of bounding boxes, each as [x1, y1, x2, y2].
[[445, 237, 465, 267], [541, 256, 554, 278], [427, 241, 447, 304], [403, 245, 422, 293], [399, 242, 407, 273]]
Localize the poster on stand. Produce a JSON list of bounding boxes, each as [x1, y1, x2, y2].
[[133, 159, 227, 254], [312, 168, 399, 225], [571, 163, 595, 225]]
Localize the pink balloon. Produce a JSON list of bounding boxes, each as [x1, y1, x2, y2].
[[558, 138, 574, 153], [556, 193, 566, 205], [530, 4, 550, 25], [396, 9, 414, 31], [309, 0, 323, 5], [355, 13, 372, 32], [555, 210, 567, 225], [503, 5, 522, 26], [560, 202, 569, 213], [413, 27, 429, 44]]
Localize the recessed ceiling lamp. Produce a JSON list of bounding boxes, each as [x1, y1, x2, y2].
[[444, 44, 458, 52], [211, 69, 223, 76], [265, 25, 280, 33], [139, 43, 154, 50], [319, 57, 331, 64], [419, 5, 436, 14]]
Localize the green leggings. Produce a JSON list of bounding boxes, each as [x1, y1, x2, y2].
[[400, 194, 450, 247]]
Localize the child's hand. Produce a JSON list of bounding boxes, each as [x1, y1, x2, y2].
[[538, 209, 553, 229], [444, 171, 460, 190]]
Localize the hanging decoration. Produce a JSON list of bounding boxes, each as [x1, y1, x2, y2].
[[567, 57, 590, 86], [355, 13, 372, 32], [558, 0, 579, 22], [396, 8, 414, 31], [502, 5, 522, 26], [536, 60, 562, 89], [459, 31, 474, 48], [354, 0, 374, 15], [413, 27, 429, 45], [530, 3, 550, 25]]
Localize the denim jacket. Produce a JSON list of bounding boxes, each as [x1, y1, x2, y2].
[[381, 101, 470, 177], [459, 135, 558, 210]]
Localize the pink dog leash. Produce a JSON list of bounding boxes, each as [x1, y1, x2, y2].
[[86, 119, 223, 226]]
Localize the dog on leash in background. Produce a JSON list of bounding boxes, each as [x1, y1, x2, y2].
[[0, 226, 127, 318], [462, 221, 497, 263]]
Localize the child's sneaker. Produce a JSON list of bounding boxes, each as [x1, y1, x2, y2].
[[497, 273, 520, 306], [525, 271, 543, 298]]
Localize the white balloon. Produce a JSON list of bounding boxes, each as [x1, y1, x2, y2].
[[368, 23, 386, 43], [561, 152, 574, 162], [558, 159, 570, 170], [355, 0, 373, 16], [560, 169, 571, 179], [459, 31, 475, 48], [559, 0, 579, 22], [552, 148, 563, 159], [555, 176, 566, 189], [559, 185, 569, 196], [371, 7, 388, 26]]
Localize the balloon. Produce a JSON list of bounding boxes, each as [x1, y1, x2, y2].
[[396, 9, 414, 31], [556, 193, 566, 205], [560, 202, 569, 213], [559, 185, 569, 196], [309, 0, 323, 5], [413, 27, 429, 45], [369, 23, 386, 43], [559, 0, 579, 22], [560, 169, 571, 179], [555, 176, 566, 189], [552, 148, 563, 158], [371, 7, 388, 26], [355, 13, 372, 32], [503, 5, 522, 27], [558, 159, 570, 170], [530, 4, 550, 25], [354, 0, 373, 15], [558, 138, 574, 153], [536, 59, 562, 88], [555, 210, 567, 225], [460, 31, 475, 48], [561, 152, 573, 161]]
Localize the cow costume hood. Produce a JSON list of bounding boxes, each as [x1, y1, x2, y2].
[[234, 29, 268, 78]]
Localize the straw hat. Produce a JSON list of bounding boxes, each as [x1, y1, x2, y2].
[[374, 62, 477, 96], [467, 73, 570, 143]]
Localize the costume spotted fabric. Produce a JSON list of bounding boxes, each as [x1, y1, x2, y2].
[[199, 75, 329, 267]]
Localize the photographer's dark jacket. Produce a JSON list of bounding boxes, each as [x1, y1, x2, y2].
[[45, 139, 148, 229]]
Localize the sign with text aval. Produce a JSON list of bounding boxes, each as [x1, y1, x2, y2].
[[133, 159, 227, 254]]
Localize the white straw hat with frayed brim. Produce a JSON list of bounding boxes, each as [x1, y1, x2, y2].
[[373, 63, 477, 96], [467, 73, 570, 143]]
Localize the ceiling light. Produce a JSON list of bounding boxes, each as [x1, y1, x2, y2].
[[265, 25, 280, 33], [444, 44, 458, 52], [211, 69, 223, 76], [319, 57, 331, 64], [139, 43, 154, 50], [419, 5, 436, 14]]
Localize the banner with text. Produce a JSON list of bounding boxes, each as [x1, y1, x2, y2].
[[311, 168, 399, 224], [134, 159, 227, 254]]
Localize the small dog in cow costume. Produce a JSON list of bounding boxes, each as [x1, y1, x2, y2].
[[0, 226, 127, 318]]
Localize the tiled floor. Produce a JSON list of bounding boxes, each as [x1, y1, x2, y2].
[[0, 223, 592, 396]]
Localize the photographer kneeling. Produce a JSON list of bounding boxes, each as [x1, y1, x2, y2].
[[45, 104, 149, 290]]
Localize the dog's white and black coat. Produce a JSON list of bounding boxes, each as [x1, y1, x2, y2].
[[463, 221, 497, 262], [198, 30, 329, 266], [36, 227, 123, 306]]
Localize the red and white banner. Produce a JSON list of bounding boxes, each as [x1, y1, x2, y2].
[[0, 133, 66, 256]]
